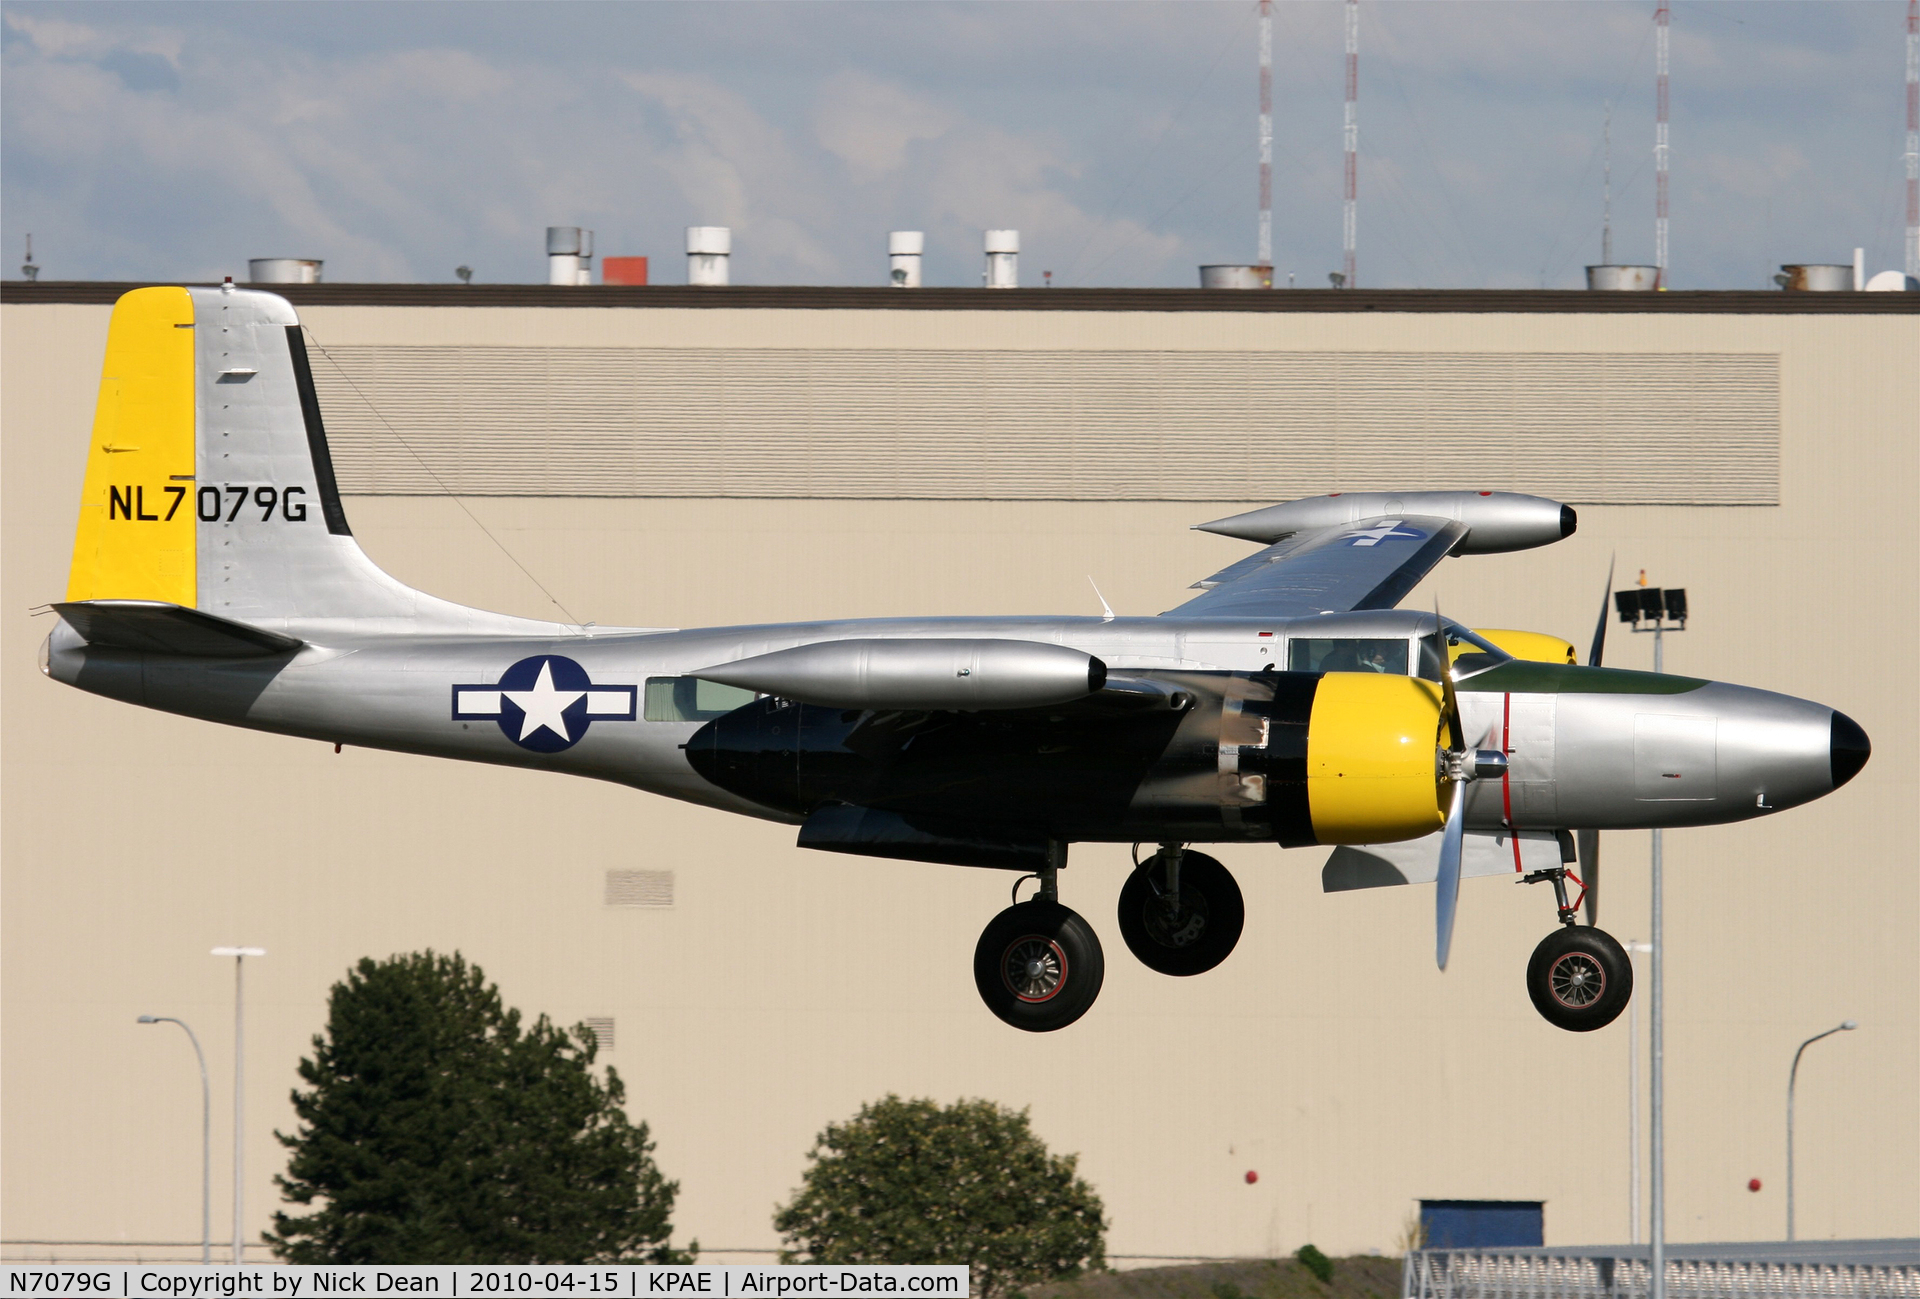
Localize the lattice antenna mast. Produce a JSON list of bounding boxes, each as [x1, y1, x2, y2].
[[1906, 0, 1918, 277], [1603, 102, 1614, 265], [1343, 0, 1358, 288], [1259, 0, 1273, 267], [1655, 1, 1670, 286]]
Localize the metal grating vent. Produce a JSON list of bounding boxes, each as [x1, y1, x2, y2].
[[583, 1017, 614, 1052], [605, 869, 674, 908], [313, 346, 1780, 506]]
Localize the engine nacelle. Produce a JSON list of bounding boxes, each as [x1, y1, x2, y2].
[[693, 638, 1106, 711], [1295, 673, 1448, 844], [685, 665, 1447, 855]]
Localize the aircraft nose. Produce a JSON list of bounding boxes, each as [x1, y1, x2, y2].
[[1830, 711, 1871, 789]]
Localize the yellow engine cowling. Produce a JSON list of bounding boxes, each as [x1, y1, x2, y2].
[[1303, 673, 1447, 845], [1463, 628, 1577, 665]]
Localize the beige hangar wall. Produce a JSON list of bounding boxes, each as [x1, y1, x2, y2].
[[3, 297, 1915, 1263]]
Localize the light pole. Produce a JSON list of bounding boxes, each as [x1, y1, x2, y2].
[[1614, 576, 1686, 1299], [137, 1015, 211, 1263], [211, 947, 265, 1265], [1623, 941, 1651, 1245], [1787, 1019, 1857, 1241]]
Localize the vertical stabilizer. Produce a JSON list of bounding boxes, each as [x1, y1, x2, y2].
[[64, 286, 570, 637]]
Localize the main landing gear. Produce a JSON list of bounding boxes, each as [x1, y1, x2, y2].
[[972, 843, 1247, 1032], [1521, 862, 1632, 1032], [974, 852, 1105, 1033], [1117, 845, 1244, 977]]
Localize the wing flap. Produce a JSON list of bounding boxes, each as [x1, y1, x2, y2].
[[1168, 516, 1466, 619], [53, 599, 303, 657]]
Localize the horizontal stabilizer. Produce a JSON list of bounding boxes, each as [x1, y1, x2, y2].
[[53, 600, 304, 657], [1323, 828, 1565, 891]]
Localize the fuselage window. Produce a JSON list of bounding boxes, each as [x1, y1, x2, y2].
[[644, 676, 757, 722], [1287, 638, 1411, 675]]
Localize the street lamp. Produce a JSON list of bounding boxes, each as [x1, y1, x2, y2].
[[137, 1015, 211, 1263], [1621, 941, 1651, 1245], [211, 947, 265, 1265], [1615, 574, 1686, 1299], [1787, 1019, 1857, 1241]]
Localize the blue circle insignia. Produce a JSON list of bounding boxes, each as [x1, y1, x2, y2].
[[450, 655, 638, 754]]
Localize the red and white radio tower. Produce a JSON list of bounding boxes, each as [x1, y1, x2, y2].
[[1906, 0, 1918, 278], [1259, 0, 1273, 268], [1343, 0, 1358, 288], [1655, 1, 1670, 287]]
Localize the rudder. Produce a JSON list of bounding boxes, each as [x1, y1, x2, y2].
[[67, 286, 198, 605]]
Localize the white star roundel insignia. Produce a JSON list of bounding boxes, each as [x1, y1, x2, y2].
[[1340, 519, 1428, 547], [451, 656, 636, 753]]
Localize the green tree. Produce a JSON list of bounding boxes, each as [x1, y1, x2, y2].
[[267, 951, 691, 1264], [774, 1095, 1105, 1299]]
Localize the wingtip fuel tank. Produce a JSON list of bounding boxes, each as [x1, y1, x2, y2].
[[1196, 490, 1574, 554]]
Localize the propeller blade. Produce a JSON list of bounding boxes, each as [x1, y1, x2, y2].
[[1578, 828, 1600, 925], [1587, 555, 1616, 668], [1433, 605, 1466, 752], [1435, 779, 1467, 970]]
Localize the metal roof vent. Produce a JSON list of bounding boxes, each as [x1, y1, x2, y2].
[[547, 227, 593, 286], [688, 227, 731, 286], [1200, 265, 1273, 289], [1585, 265, 1658, 290], [583, 1017, 614, 1051], [248, 259, 322, 284], [1774, 264, 1851, 291], [984, 229, 1018, 288], [888, 231, 924, 288]]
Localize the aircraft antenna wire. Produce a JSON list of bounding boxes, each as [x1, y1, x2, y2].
[[299, 327, 589, 634]]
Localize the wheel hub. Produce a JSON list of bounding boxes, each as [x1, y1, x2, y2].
[[1002, 937, 1067, 1004], [1549, 952, 1605, 1008], [1144, 893, 1208, 948]]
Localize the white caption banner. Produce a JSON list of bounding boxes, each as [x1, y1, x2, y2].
[[1, 1266, 969, 1299]]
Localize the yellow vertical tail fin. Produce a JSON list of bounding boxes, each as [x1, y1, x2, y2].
[[66, 286, 198, 605]]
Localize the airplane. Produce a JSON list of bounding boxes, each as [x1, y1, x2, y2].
[[44, 285, 1871, 1032]]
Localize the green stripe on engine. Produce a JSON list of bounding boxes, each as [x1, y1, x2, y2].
[[1457, 658, 1707, 695]]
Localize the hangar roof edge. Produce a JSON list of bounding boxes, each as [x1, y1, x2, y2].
[[5, 282, 1916, 314]]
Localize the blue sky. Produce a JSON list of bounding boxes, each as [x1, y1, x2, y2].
[[3, 1, 1912, 289]]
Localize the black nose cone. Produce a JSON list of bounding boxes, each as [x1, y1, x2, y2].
[[1559, 504, 1578, 538], [1830, 711, 1870, 790]]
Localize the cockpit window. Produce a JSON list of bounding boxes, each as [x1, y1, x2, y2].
[[1288, 638, 1410, 675], [1440, 621, 1514, 682], [644, 676, 757, 722]]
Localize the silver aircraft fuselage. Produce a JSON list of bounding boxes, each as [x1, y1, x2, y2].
[[45, 606, 1856, 846]]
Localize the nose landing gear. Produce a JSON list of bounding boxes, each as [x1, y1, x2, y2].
[[1522, 863, 1632, 1031], [1117, 845, 1245, 976], [973, 848, 1105, 1032]]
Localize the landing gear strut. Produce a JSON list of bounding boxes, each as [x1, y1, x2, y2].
[[973, 845, 1104, 1032], [1522, 862, 1632, 1032], [1117, 845, 1244, 976]]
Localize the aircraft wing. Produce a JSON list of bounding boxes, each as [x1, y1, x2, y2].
[[1165, 515, 1467, 618]]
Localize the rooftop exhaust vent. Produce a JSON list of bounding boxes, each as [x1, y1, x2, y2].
[[688, 227, 731, 286], [888, 231, 924, 288], [1586, 265, 1658, 291], [546, 227, 593, 286], [984, 229, 1018, 289], [248, 259, 322, 285]]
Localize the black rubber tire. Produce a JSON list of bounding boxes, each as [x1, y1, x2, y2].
[[973, 900, 1105, 1032], [1527, 925, 1633, 1032], [1116, 850, 1245, 976]]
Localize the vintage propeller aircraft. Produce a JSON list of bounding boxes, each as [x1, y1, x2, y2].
[[46, 286, 1870, 1031]]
